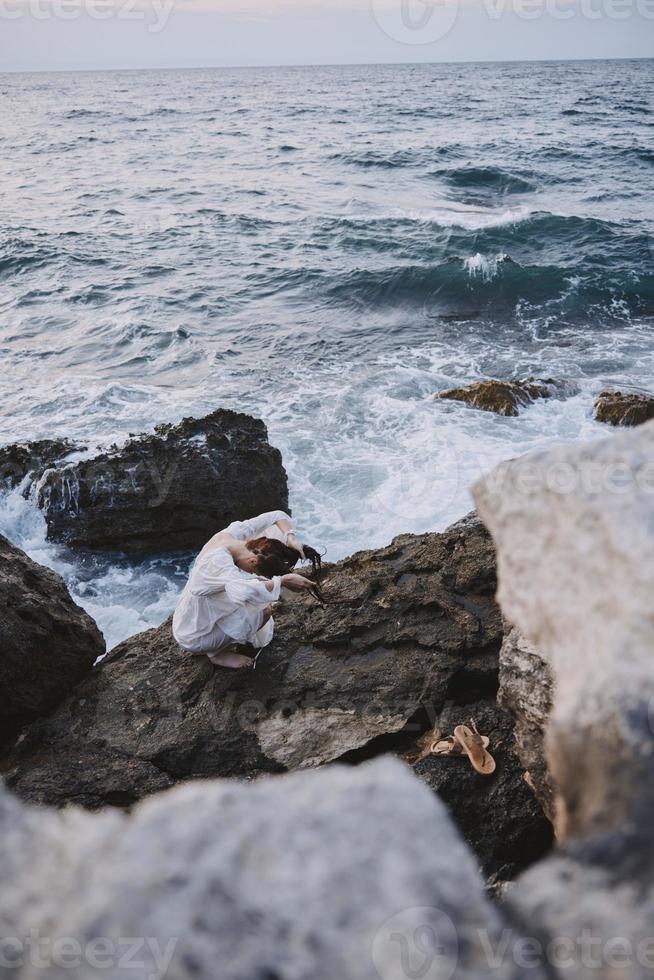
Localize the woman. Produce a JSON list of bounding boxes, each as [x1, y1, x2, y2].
[[173, 511, 315, 669]]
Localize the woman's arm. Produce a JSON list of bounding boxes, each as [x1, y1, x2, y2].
[[224, 511, 293, 542], [190, 550, 282, 603]]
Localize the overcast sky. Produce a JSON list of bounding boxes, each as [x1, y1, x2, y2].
[[1, 0, 653, 72]]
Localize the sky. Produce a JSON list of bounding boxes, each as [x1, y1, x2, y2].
[[0, 0, 653, 72]]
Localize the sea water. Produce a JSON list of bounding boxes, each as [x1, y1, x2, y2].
[[1, 59, 652, 647]]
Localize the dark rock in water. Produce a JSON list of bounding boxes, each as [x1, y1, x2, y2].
[[0, 438, 82, 490], [435, 378, 576, 417], [2, 515, 551, 874], [593, 387, 654, 427], [30, 410, 288, 554], [498, 627, 556, 824], [413, 699, 553, 879], [0, 534, 105, 750]]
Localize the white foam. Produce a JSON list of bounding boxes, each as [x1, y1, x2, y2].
[[464, 252, 508, 280], [1, 322, 653, 651]]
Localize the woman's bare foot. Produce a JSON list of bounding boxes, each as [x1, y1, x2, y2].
[[209, 651, 253, 669]]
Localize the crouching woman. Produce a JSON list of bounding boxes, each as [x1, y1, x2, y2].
[[173, 510, 314, 669]]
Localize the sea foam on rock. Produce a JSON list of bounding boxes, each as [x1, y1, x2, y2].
[[2, 410, 288, 555], [0, 438, 82, 490], [0, 533, 105, 749], [474, 418, 654, 977], [1, 514, 552, 877], [0, 759, 529, 980]]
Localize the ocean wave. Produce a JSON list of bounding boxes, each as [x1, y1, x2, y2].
[[329, 149, 417, 169], [319, 259, 654, 317], [433, 165, 537, 194], [0, 239, 57, 278], [63, 108, 106, 120]]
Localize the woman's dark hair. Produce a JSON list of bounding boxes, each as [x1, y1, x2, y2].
[[247, 537, 298, 578], [247, 536, 324, 582]]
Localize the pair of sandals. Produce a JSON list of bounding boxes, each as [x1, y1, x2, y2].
[[410, 720, 496, 776], [432, 723, 496, 776]]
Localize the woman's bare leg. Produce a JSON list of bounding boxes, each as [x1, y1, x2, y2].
[[207, 645, 253, 669]]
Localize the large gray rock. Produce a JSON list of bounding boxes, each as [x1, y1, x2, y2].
[[474, 420, 654, 840], [0, 533, 105, 749], [474, 418, 654, 977], [1, 515, 551, 874], [5, 410, 288, 555], [0, 759, 530, 980], [498, 627, 556, 823]]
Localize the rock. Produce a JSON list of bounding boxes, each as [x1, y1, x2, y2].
[[593, 387, 654, 427], [435, 378, 575, 417], [0, 533, 105, 750], [498, 627, 556, 823], [31, 409, 288, 554], [0, 438, 82, 490], [2, 516, 501, 804], [2, 515, 551, 873], [474, 420, 654, 977], [0, 759, 529, 980], [474, 420, 654, 841], [412, 699, 553, 879]]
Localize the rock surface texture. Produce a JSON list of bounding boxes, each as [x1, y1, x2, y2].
[[412, 698, 552, 878], [474, 418, 654, 978], [0, 760, 530, 980], [3, 410, 288, 554], [0, 438, 81, 490], [593, 387, 654, 427], [0, 534, 105, 750], [1, 515, 551, 873], [498, 627, 556, 823], [435, 378, 575, 417]]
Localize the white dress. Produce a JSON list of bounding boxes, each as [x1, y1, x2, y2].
[[172, 511, 293, 659]]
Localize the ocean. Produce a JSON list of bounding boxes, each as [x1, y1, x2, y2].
[[1, 58, 652, 648]]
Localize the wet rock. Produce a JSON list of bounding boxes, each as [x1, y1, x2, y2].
[[0, 533, 105, 749], [2, 515, 501, 803], [0, 438, 82, 490], [1, 515, 552, 875], [475, 420, 654, 977], [0, 759, 529, 980], [32, 409, 288, 554], [593, 387, 654, 427], [412, 699, 553, 879], [498, 627, 556, 823], [435, 378, 575, 417]]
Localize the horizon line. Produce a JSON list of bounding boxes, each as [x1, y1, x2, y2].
[[3, 53, 653, 76]]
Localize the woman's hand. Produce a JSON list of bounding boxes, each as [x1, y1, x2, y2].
[[285, 531, 305, 558], [281, 573, 314, 592]]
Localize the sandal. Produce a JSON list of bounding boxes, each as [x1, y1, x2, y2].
[[404, 728, 443, 765], [453, 724, 496, 776], [431, 736, 459, 756], [430, 734, 490, 756]]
